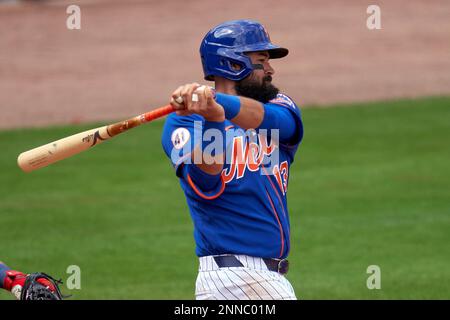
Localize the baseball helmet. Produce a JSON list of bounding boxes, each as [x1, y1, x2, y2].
[[200, 19, 289, 81]]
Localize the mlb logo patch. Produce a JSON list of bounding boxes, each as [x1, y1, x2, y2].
[[171, 128, 190, 150], [270, 94, 296, 110]]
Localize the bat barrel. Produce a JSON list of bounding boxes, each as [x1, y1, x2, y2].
[[17, 104, 175, 173], [17, 126, 110, 172]]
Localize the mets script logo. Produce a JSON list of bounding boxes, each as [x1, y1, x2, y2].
[[222, 134, 277, 184]]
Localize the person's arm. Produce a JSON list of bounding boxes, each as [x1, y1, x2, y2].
[[0, 262, 11, 290], [214, 93, 298, 143], [170, 84, 226, 176], [185, 119, 226, 194], [0, 262, 58, 299], [162, 113, 226, 195], [190, 119, 226, 176], [215, 94, 263, 129]]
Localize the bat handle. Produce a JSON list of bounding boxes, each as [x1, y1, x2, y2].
[[105, 105, 176, 137], [143, 105, 175, 122]]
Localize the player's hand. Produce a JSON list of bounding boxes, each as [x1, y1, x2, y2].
[[3, 270, 56, 299], [170, 83, 225, 122]]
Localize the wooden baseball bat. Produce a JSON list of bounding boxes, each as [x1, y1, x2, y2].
[[17, 105, 175, 172]]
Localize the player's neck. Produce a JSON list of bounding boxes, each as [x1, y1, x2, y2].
[[214, 78, 237, 95]]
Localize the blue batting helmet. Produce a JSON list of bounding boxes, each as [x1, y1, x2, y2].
[[200, 19, 289, 81]]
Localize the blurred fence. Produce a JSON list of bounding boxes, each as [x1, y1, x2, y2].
[[0, 0, 449, 128]]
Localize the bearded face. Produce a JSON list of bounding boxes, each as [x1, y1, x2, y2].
[[235, 73, 279, 103]]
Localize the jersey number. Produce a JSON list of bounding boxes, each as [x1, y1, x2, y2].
[[273, 161, 289, 195]]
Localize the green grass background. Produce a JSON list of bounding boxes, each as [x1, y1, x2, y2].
[[0, 96, 449, 299]]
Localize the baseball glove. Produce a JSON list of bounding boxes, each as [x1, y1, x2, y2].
[[19, 272, 65, 300]]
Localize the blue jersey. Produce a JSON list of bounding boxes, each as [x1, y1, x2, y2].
[[161, 94, 303, 259]]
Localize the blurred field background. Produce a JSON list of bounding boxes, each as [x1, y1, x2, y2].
[[0, 0, 449, 299]]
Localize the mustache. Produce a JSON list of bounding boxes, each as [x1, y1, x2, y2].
[[263, 75, 272, 83]]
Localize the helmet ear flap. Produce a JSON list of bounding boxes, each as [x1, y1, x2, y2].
[[222, 55, 253, 80], [203, 51, 253, 81]]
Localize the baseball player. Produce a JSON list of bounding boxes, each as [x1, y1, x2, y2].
[[161, 20, 303, 300]]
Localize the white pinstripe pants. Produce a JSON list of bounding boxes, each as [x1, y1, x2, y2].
[[195, 255, 297, 300]]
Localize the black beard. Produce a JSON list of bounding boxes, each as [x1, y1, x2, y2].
[[235, 76, 279, 103]]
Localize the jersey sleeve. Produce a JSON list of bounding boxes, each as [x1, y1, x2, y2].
[[179, 163, 226, 200], [161, 113, 203, 177], [161, 113, 226, 199], [266, 93, 304, 160]]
